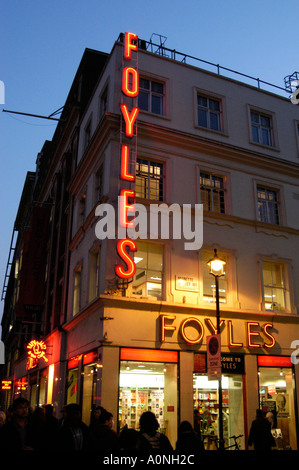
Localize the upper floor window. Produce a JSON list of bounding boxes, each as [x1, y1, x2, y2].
[[84, 120, 92, 150], [197, 95, 221, 131], [200, 172, 225, 214], [257, 186, 279, 224], [73, 265, 82, 316], [136, 159, 163, 201], [78, 192, 86, 227], [250, 111, 272, 146], [89, 247, 100, 302], [262, 261, 287, 312], [132, 242, 163, 300], [139, 78, 164, 115], [95, 166, 103, 203], [99, 86, 108, 120]]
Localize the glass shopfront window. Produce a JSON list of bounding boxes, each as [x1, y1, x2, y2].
[[193, 353, 245, 450], [67, 367, 78, 404], [119, 349, 178, 448], [82, 351, 100, 426], [258, 361, 297, 450], [39, 372, 47, 406]]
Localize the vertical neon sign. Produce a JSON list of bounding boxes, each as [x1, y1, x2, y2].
[[115, 33, 139, 280]]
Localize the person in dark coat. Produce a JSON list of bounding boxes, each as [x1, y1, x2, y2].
[[0, 397, 35, 450], [175, 420, 205, 454], [138, 411, 173, 455], [92, 409, 119, 455], [59, 403, 92, 450], [248, 409, 276, 451]]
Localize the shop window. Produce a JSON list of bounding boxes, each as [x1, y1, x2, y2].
[[259, 365, 297, 450], [135, 159, 163, 201], [82, 353, 100, 426], [202, 250, 228, 304], [119, 355, 178, 448], [193, 373, 245, 450], [262, 261, 288, 312], [67, 367, 79, 404], [132, 242, 163, 300]]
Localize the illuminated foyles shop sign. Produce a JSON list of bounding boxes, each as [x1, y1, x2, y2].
[[115, 32, 139, 280]]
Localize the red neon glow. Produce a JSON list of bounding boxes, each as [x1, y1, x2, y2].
[[120, 189, 135, 227], [180, 317, 204, 345], [247, 322, 261, 348], [205, 318, 224, 335], [27, 340, 48, 362], [115, 239, 137, 279], [120, 348, 178, 363], [120, 145, 135, 181], [120, 104, 139, 138], [227, 320, 243, 348], [122, 67, 139, 98], [263, 323, 276, 349], [124, 32, 138, 61], [258, 355, 292, 367]]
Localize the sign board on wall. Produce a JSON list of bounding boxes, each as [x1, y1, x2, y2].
[[207, 334, 221, 380], [175, 275, 199, 292]]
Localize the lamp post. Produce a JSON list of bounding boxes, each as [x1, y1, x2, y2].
[[207, 248, 226, 451]]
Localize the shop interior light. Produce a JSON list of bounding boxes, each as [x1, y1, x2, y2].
[[134, 257, 143, 264]]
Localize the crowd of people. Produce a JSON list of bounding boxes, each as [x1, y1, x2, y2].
[[0, 397, 205, 454], [0, 397, 276, 453]]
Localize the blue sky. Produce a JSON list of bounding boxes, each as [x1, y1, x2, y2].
[[0, 0, 297, 323]]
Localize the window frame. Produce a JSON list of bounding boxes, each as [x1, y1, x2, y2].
[[194, 88, 228, 135], [72, 262, 83, 316], [88, 244, 100, 303], [247, 105, 279, 150], [196, 165, 231, 215], [253, 180, 285, 226], [84, 116, 92, 151], [135, 158, 164, 201], [258, 255, 294, 314], [137, 72, 169, 118]]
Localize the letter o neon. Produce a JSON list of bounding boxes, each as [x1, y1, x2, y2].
[[180, 317, 204, 345]]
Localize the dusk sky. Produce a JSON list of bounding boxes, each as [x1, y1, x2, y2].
[[0, 0, 297, 323]]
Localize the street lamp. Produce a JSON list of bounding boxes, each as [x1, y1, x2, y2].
[[207, 248, 226, 451]]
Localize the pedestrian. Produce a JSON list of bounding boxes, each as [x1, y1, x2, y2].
[[175, 420, 205, 454], [92, 409, 119, 455], [58, 404, 67, 428], [119, 428, 140, 453], [0, 410, 6, 428], [59, 403, 92, 450], [0, 397, 35, 450], [248, 409, 276, 451], [44, 404, 59, 447], [138, 411, 173, 454], [89, 405, 105, 433]]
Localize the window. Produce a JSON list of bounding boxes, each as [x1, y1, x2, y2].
[[197, 95, 221, 131], [95, 166, 103, 203], [257, 186, 279, 224], [136, 159, 163, 201], [78, 192, 86, 226], [251, 111, 273, 146], [99, 86, 108, 119], [138, 78, 164, 115], [132, 242, 163, 300], [202, 250, 228, 303], [262, 261, 287, 311], [84, 120, 92, 150], [200, 172, 225, 213], [73, 266, 82, 316], [89, 247, 100, 302]]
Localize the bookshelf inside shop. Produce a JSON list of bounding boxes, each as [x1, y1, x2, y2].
[[119, 388, 164, 431]]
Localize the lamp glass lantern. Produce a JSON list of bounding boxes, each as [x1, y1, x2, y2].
[[208, 249, 226, 278]]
